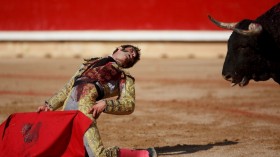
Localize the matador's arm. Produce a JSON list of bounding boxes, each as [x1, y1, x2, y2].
[[104, 74, 135, 115], [45, 65, 83, 110]]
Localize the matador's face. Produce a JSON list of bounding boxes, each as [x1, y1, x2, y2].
[[113, 47, 137, 68]]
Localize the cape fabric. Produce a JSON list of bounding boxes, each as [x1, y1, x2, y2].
[[0, 111, 92, 157]]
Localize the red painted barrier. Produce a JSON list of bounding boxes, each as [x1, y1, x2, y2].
[[0, 0, 278, 30]]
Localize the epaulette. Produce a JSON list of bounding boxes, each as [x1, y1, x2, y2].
[[83, 57, 101, 65]]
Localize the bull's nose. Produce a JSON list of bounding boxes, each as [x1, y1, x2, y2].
[[223, 73, 233, 81]]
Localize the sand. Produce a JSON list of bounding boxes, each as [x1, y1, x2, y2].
[[0, 51, 279, 156]]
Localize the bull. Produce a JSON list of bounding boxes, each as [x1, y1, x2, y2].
[[208, 3, 280, 86]]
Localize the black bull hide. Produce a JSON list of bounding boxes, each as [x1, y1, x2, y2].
[[209, 3, 280, 87]]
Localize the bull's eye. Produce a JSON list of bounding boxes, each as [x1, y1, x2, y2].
[[239, 46, 247, 49], [238, 46, 248, 52]]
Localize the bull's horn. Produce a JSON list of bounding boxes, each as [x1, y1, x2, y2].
[[233, 23, 263, 36], [208, 15, 237, 30]]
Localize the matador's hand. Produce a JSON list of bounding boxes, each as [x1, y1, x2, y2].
[[88, 100, 107, 119], [37, 104, 53, 112]]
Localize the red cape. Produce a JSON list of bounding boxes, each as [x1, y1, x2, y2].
[[0, 111, 92, 157]]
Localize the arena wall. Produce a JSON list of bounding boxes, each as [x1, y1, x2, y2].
[[0, 41, 227, 59], [0, 1, 278, 58]]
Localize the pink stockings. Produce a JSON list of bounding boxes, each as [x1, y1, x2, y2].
[[118, 148, 150, 157]]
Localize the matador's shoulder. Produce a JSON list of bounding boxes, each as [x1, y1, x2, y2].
[[122, 69, 135, 81], [110, 63, 136, 81], [111, 63, 134, 79]]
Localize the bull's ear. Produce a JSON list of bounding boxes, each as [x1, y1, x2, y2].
[[208, 15, 237, 30], [233, 23, 263, 36]]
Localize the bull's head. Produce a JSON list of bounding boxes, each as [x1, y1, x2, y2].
[[208, 15, 276, 87]]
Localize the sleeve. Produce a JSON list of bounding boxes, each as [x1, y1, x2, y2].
[[104, 74, 135, 115], [45, 65, 83, 110]]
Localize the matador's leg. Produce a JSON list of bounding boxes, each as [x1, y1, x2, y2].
[[83, 123, 157, 157], [65, 85, 156, 157], [75, 84, 119, 157], [84, 123, 119, 157]]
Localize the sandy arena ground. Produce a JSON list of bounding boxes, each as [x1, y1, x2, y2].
[[0, 46, 280, 156]]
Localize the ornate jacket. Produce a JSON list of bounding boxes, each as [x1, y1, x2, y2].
[[45, 57, 136, 115]]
